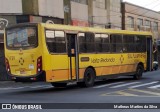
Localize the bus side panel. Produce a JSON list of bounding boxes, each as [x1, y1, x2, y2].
[[78, 53, 147, 79], [45, 55, 70, 82]]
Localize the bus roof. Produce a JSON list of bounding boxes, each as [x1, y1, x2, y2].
[[40, 23, 152, 36], [6, 23, 153, 36]]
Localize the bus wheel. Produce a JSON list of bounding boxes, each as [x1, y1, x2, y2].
[[51, 83, 67, 88], [134, 65, 144, 80], [78, 68, 95, 87]]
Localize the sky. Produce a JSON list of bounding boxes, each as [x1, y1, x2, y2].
[[123, 0, 160, 12]]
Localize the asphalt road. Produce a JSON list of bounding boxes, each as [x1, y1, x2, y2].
[[1, 70, 160, 112]]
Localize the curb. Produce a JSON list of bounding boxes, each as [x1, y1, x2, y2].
[[0, 81, 49, 88]]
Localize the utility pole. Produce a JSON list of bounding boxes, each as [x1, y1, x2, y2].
[[88, 0, 93, 27], [63, 0, 71, 25], [106, 0, 111, 28]]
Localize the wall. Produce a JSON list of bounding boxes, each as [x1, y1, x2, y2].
[[0, 16, 17, 42], [71, 1, 88, 26], [106, 0, 122, 29], [92, 0, 107, 28], [22, 0, 64, 19], [38, 0, 64, 18], [0, 0, 22, 14]]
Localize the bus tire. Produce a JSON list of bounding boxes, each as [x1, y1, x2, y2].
[[134, 65, 144, 80], [51, 83, 67, 88], [78, 68, 95, 87]]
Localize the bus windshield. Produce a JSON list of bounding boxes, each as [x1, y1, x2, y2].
[[6, 27, 38, 49]]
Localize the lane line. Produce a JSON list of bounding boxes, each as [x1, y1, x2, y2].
[[0, 85, 52, 90], [93, 82, 124, 88], [101, 89, 136, 96], [40, 85, 53, 88], [0, 86, 30, 90], [129, 88, 160, 96], [148, 84, 160, 89], [116, 91, 138, 96], [129, 81, 159, 89], [110, 82, 140, 88], [30, 85, 52, 89]]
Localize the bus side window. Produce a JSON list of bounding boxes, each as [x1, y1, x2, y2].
[[123, 35, 135, 53], [85, 32, 95, 53], [46, 30, 55, 52], [46, 30, 66, 53], [95, 34, 101, 52], [79, 33, 86, 53], [110, 34, 123, 53], [135, 35, 146, 52], [95, 34, 110, 53], [101, 34, 110, 52], [55, 31, 66, 53], [79, 32, 95, 53]]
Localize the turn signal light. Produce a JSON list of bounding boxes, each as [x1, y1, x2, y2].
[[5, 58, 11, 73], [37, 56, 42, 73]]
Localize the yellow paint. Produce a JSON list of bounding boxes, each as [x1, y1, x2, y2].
[[116, 91, 138, 96], [129, 89, 160, 96], [101, 89, 160, 97]]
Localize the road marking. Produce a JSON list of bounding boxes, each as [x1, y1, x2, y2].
[[93, 82, 124, 88], [148, 84, 160, 89], [0, 85, 52, 90], [0, 87, 14, 90], [101, 89, 138, 96], [129, 88, 160, 96], [129, 81, 159, 89], [0, 86, 30, 90], [30, 85, 52, 89], [41, 85, 53, 88], [9, 87, 28, 90], [101, 88, 160, 97], [110, 82, 140, 88], [116, 91, 138, 96]]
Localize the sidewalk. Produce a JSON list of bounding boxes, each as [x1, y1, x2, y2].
[[0, 81, 26, 88], [0, 81, 48, 88]]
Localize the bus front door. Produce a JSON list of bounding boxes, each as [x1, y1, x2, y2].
[[67, 34, 79, 81]]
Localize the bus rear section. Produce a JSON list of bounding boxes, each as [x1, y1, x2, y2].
[[5, 24, 45, 82]]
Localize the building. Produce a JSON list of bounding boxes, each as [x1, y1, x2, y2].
[[122, 2, 160, 41], [64, 0, 122, 29]]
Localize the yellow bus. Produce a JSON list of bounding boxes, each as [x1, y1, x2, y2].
[[4, 23, 153, 87]]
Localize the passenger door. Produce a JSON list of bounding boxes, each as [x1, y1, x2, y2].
[[67, 34, 79, 81]]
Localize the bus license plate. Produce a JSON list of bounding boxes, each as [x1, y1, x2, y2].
[[20, 71, 26, 74]]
